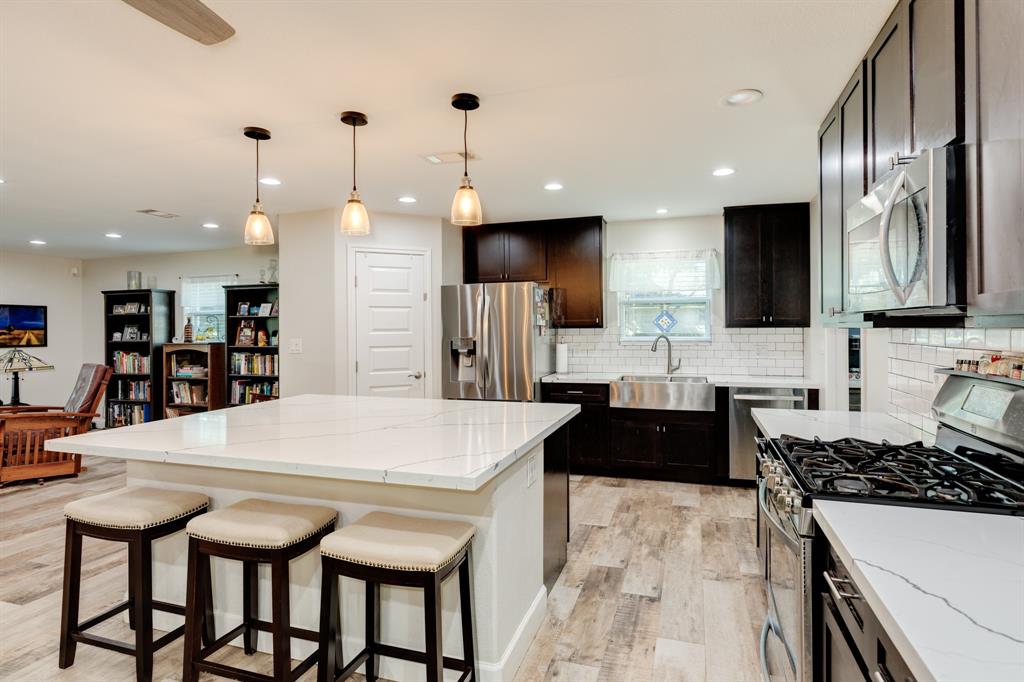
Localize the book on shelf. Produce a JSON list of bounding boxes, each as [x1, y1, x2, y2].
[[170, 381, 207, 405], [107, 402, 151, 427], [230, 379, 279, 405], [114, 379, 151, 401], [169, 353, 208, 378], [112, 350, 151, 374], [230, 352, 279, 376]]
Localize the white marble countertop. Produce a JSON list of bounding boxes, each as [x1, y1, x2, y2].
[[751, 408, 921, 443], [47, 394, 579, 491], [541, 372, 821, 389], [814, 501, 1024, 682]]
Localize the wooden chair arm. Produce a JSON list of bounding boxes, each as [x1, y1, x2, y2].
[[0, 411, 98, 422], [0, 405, 66, 414]]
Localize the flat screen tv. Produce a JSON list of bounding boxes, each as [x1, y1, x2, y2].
[[0, 305, 48, 347]]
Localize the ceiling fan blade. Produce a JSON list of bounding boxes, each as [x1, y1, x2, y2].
[[121, 0, 235, 45]]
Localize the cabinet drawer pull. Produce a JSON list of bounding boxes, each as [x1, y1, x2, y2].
[[823, 570, 861, 602], [566, 390, 584, 394]]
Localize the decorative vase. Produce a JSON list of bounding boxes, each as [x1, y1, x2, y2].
[[127, 271, 142, 289]]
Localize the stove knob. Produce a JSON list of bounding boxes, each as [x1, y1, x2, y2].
[[760, 461, 778, 477], [779, 476, 794, 489]]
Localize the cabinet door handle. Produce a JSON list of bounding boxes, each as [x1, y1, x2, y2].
[[762, 315, 766, 322], [769, 315, 773, 322], [566, 390, 584, 394]]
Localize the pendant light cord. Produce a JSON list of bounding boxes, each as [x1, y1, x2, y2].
[[463, 109, 469, 178], [255, 139, 261, 203], [352, 123, 357, 192]]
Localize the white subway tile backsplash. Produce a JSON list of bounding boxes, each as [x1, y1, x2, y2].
[[553, 325, 804, 377], [986, 328, 1011, 349]]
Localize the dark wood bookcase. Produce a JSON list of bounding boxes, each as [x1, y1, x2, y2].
[[163, 342, 226, 418], [102, 288, 174, 427], [223, 283, 280, 405]]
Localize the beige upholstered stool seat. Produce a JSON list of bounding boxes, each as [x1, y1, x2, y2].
[[64, 486, 209, 530], [320, 511, 475, 572], [186, 498, 337, 549]]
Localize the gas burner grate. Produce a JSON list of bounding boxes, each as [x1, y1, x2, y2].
[[773, 435, 1024, 511]]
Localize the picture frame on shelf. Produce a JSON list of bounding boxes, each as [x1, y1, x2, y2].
[[112, 331, 123, 341], [237, 302, 249, 316], [123, 325, 140, 341], [124, 302, 140, 314], [270, 300, 279, 316], [236, 320, 256, 346], [258, 302, 273, 317], [112, 304, 125, 315], [141, 332, 149, 341]]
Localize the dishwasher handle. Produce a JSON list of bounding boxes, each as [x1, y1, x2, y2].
[[733, 394, 805, 402]]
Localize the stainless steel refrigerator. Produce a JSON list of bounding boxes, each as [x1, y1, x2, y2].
[[442, 282, 555, 401]]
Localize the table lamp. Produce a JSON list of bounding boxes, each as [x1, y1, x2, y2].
[[0, 348, 55, 406]]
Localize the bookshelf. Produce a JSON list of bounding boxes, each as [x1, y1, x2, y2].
[[102, 288, 174, 427], [223, 283, 280, 405], [163, 343, 225, 418]]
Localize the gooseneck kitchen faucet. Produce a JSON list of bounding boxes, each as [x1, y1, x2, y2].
[[651, 334, 681, 374]]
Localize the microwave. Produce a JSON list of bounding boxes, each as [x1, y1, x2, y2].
[[845, 146, 965, 314]]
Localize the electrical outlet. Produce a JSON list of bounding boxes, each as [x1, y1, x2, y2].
[[527, 454, 537, 487], [288, 338, 303, 354]]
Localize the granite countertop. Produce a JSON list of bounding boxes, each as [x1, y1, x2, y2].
[[751, 408, 921, 443], [47, 394, 579, 491], [541, 372, 821, 389], [814, 500, 1024, 682]]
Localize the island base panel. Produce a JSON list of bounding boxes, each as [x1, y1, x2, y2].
[[127, 443, 547, 682]]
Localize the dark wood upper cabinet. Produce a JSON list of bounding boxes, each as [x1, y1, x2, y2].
[[547, 217, 605, 327], [725, 203, 811, 328], [867, 2, 911, 184], [463, 216, 605, 328], [910, 0, 961, 151]]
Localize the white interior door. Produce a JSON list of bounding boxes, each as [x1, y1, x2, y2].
[[354, 250, 427, 398]]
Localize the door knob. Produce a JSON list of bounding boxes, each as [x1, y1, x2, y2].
[[408, 371, 424, 379]]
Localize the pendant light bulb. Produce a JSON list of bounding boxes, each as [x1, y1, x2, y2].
[[242, 127, 275, 246], [451, 176, 483, 226], [450, 93, 483, 226], [339, 111, 371, 236]]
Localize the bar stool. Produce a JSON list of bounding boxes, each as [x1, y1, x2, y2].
[[317, 511, 477, 682], [181, 498, 338, 682], [59, 486, 211, 682]]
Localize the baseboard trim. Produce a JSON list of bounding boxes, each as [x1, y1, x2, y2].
[[479, 584, 548, 681]]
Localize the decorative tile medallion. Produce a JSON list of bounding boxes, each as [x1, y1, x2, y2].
[[653, 309, 677, 333]]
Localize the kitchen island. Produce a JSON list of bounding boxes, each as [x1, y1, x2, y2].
[[48, 394, 579, 682]]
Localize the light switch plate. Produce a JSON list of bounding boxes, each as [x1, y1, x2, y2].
[[288, 338, 303, 354], [527, 454, 537, 487]]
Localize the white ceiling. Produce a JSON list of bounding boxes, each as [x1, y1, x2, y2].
[[0, 0, 895, 259]]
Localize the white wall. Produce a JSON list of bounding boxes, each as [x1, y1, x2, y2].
[[278, 209, 445, 398], [0, 250, 85, 405]]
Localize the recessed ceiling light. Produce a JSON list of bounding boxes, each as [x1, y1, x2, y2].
[[105, 232, 123, 239], [712, 167, 735, 177], [202, 222, 220, 229], [725, 89, 764, 106], [398, 196, 417, 204], [423, 154, 443, 164], [0, 178, 6, 184], [656, 208, 669, 215], [29, 239, 46, 245], [544, 182, 564, 191], [259, 177, 281, 186]]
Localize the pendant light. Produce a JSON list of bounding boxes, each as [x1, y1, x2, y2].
[[450, 93, 483, 226], [243, 126, 275, 246], [339, 111, 371, 236]]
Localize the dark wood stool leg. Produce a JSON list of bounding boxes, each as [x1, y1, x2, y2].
[[318, 563, 339, 682], [58, 520, 82, 669], [200, 550, 216, 646], [458, 556, 477, 681], [127, 543, 137, 631], [130, 535, 154, 682], [271, 554, 292, 681], [242, 559, 258, 654], [365, 580, 379, 682], [181, 538, 203, 682], [423, 574, 443, 682]]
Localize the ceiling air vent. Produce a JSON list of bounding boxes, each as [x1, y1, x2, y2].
[[136, 209, 180, 219], [421, 151, 476, 165]]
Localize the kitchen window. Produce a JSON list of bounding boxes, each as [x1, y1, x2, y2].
[[180, 274, 237, 341], [609, 249, 720, 342]]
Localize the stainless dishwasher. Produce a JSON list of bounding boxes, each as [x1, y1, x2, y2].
[[728, 386, 808, 481]]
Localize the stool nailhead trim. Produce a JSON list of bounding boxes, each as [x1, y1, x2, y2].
[[64, 502, 210, 531], [186, 518, 337, 549]]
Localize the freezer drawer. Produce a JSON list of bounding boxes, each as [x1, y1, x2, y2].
[[728, 386, 808, 480]]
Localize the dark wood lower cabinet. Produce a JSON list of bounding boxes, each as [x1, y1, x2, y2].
[[542, 383, 727, 484]]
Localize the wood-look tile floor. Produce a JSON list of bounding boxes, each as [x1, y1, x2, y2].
[[0, 463, 770, 682]]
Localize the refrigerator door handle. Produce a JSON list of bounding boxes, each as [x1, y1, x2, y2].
[[479, 291, 491, 393]]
